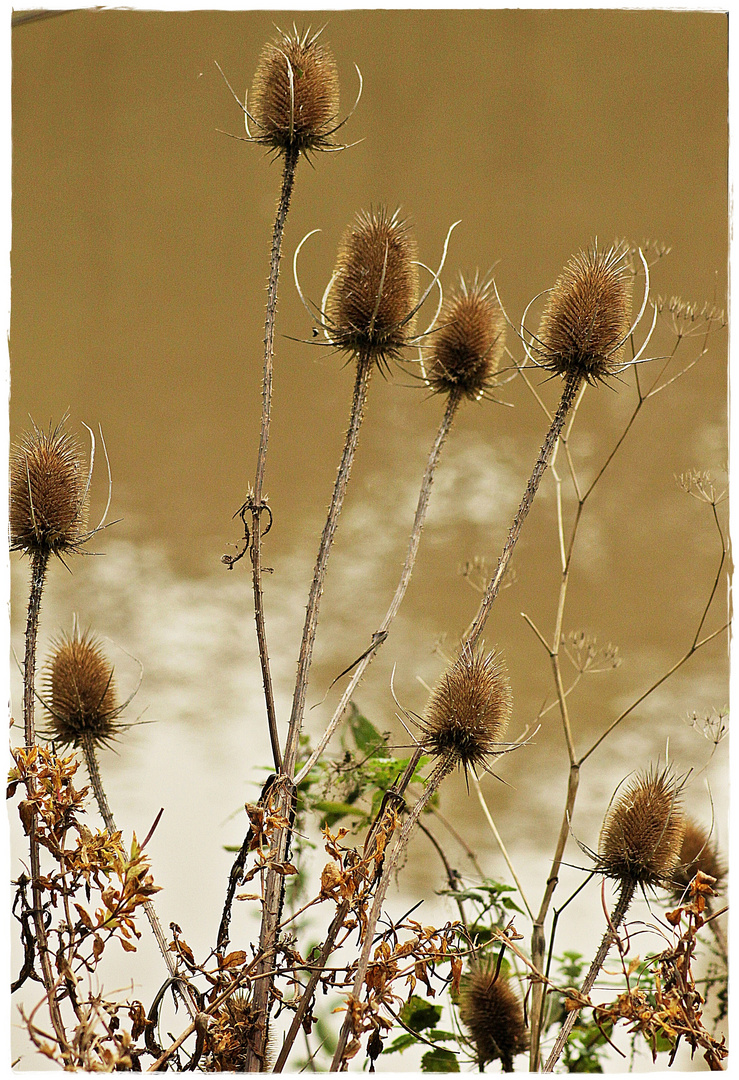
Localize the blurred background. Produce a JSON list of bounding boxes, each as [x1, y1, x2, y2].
[[10, 8, 728, 1071]]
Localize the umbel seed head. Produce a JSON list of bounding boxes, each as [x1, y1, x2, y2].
[[43, 631, 122, 750], [670, 818, 726, 896], [459, 963, 528, 1071], [418, 646, 511, 774], [425, 278, 506, 400], [327, 207, 418, 367], [598, 766, 685, 888], [535, 243, 632, 384], [10, 420, 89, 556], [250, 26, 340, 155]]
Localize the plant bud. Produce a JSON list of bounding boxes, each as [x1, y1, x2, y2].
[[425, 278, 506, 399], [327, 207, 418, 366], [670, 818, 726, 896], [43, 631, 121, 750], [10, 420, 89, 556], [418, 646, 511, 774], [459, 963, 528, 1071], [598, 766, 685, 888], [251, 27, 339, 154], [536, 243, 632, 384]]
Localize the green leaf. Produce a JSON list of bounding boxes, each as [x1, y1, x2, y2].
[[384, 1033, 418, 1054], [426, 1029, 457, 1042], [345, 706, 387, 757], [420, 1048, 460, 1072], [400, 995, 442, 1034]]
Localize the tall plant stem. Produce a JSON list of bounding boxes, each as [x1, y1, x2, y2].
[[295, 388, 462, 786], [543, 879, 636, 1072], [79, 732, 199, 1021], [20, 549, 70, 1060], [247, 357, 373, 1069], [331, 754, 454, 1071], [465, 371, 582, 649], [250, 142, 300, 775]]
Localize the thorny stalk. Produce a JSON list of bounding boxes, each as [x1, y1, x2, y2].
[[245, 350, 374, 1069], [250, 143, 301, 776], [295, 387, 463, 786]]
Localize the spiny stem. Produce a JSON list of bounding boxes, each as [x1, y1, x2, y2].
[[543, 879, 636, 1072], [21, 549, 70, 1061], [331, 754, 454, 1071], [465, 371, 582, 649], [80, 732, 199, 1022], [284, 350, 374, 776], [294, 389, 462, 786], [250, 142, 300, 776]]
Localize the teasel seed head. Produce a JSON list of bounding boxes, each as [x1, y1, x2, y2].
[[206, 993, 264, 1072], [598, 766, 685, 889], [417, 645, 511, 775], [425, 276, 506, 400], [326, 207, 419, 368], [459, 962, 528, 1071], [250, 26, 340, 155], [42, 630, 126, 750], [10, 419, 89, 557], [670, 818, 726, 897], [535, 242, 632, 384]]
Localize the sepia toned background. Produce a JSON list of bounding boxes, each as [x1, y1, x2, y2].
[[10, 8, 728, 1070]]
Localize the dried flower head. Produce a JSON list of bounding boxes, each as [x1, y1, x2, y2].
[[250, 26, 340, 155], [10, 419, 90, 556], [535, 243, 632, 384], [206, 993, 263, 1072], [425, 277, 506, 399], [670, 818, 726, 897], [598, 766, 685, 888], [418, 646, 511, 774], [459, 962, 528, 1071], [326, 207, 419, 367], [42, 631, 126, 750]]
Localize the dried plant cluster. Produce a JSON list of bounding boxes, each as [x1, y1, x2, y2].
[[10, 18, 727, 1077]]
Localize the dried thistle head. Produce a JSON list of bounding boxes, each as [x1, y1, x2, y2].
[[10, 419, 90, 557], [459, 962, 528, 1071], [250, 26, 340, 155], [42, 631, 126, 750], [326, 207, 419, 368], [417, 646, 511, 775], [206, 993, 263, 1072], [535, 242, 632, 384], [598, 766, 685, 889], [670, 818, 726, 897], [425, 277, 506, 399]]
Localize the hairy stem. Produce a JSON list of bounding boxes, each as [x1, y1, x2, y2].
[[465, 371, 582, 649], [250, 142, 300, 775], [543, 879, 636, 1072], [295, 389, 462, 785]]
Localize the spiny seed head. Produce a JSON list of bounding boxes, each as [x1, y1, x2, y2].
[[250, 26, 340, 154], [670, 818, 726, 896], [418, 646, 511, 774], [42, 631, 123, 750], [425, 278, 506, 400], [10, 420, 89, 556], [327, 207, 418, 367], [598, 766, 685, 888], [459, 963, 528, 1071], [535, 242, 632, 384]]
